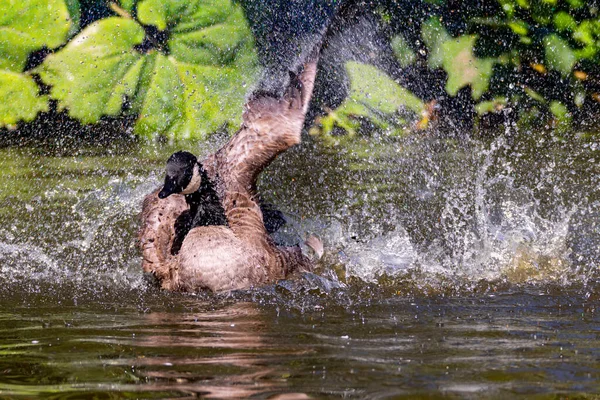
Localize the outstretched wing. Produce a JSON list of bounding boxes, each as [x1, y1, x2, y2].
[[205, 57, 319, 240]]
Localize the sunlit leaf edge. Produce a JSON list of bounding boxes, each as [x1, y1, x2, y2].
[[0, 70, 49, 127]]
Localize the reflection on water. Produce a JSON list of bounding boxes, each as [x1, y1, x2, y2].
[[0, 290, 598, 398], [0, 130, 598, 396], [0, 300, 289, 398]]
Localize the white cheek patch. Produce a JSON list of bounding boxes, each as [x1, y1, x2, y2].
[[181, 164, 201, 194]]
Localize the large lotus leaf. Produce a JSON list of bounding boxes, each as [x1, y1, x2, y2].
[[544, 34, 577, 76], [0, 0, 72, 72], [40, 17, 145, 123], [0, 70, 48, 126], [40, 0, 257, 139], [139, 0, 251, 66], [166, 34, 257, 139], [167, 56, 255, 139], [169, 12, 249, 65], [133, 54, 185, 137], [442, 36, 494, 100]]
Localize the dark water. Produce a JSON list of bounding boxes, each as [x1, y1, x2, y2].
[[0, 287, 599, 398], [0, 130, 598, 398]]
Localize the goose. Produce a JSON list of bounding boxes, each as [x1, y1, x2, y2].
[[139, 56, 322, 292]]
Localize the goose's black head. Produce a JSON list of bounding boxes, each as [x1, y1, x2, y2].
[[159, 151, 201, 199]]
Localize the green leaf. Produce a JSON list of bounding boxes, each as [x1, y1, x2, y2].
[[549, 101, 569, 120], [573, 21, 596, 46], [0, 70, 48, 126], [119, 0, 137, 13], [544, 34, 576, 76], [422, 18, 450, 69], [311, 62, 424, 144], [519, 36, 532, 44], [347, 62, 423, 114], [497, 0, 516, 17], [566, 0, 584, 8], [169, 58, 254, 139], [422, 20, 494, 99], [169, 12, 248, 65], [106, 58, 145, 115], [553, 12, 576, 32], [0, 0, 72, 71], [572, 20, 600, 59], [476, 97, 507, 115], [531, 1, 553, 25], [391, 35, 415, 67], [40, 17, 145, 123], [137, 0, 186, 31], [574, 89, 585, 107], [40, 0, 258, 139], [134, 54, 184, 137], [549, 100, 571, 131], [64, 0, 81, 37], [524, 87, 545, 103], [442, 36, 494, 99], [508, 21, 529, 36], [138, 0, 230, 32]]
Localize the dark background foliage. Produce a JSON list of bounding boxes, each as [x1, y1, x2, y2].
[[2, 0, 600, 143]]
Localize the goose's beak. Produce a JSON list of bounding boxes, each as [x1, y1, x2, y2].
[[159, 178, 178, 199]]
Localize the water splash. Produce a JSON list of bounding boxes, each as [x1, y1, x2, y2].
[[68, 174, 160, 252], [0, 130, 597, 295], [279, 131, 598, 289], [0, 171, 162, 292]]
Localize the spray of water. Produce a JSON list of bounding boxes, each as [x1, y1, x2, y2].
[[0, 125, 597, 295]]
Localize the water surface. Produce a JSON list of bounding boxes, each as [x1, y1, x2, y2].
[[0, 130, 598, 397]]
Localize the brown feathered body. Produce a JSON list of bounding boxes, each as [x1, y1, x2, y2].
[[139, 58, 319, 292]]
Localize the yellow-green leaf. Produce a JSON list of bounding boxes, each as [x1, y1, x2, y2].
[[311, 62, 424, 144], [0, 0, 72, 71], [544, 34, 577, 76], [40, 17, 145, 123], [0, 70, 48, 126], [422, 18, 450, 69], [442, 36, 494, 99], [347, 62, 423, 114]]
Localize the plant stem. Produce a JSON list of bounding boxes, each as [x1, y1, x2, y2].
[[110, 3, 132, 19]]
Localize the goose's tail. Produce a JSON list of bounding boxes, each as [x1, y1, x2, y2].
[[305, 235, 324, 259]]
